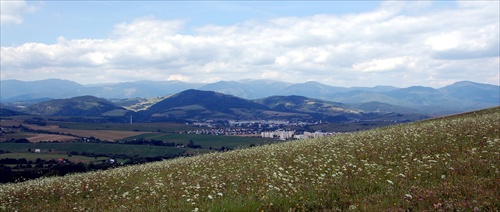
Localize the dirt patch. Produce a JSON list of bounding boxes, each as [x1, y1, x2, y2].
[[0, 119, 22, 126], [26, 124, 63, 131], [66, 130, 144, 141], [27, 134, 77, 142], [25, 124, 145, 141]]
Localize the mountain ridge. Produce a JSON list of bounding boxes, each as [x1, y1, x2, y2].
[[22, 95, 128, 117], [3, 90, 426, 123], [1, 79, 498, 114]]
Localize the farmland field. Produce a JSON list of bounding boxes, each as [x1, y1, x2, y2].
[[0, 143, 185, 157], [25, 134, 77, 142], [24, 125, 147, 141], [53, 121, 202, 132], [122, 133, 273, 149], [2, 117, 208, 141], [1, 107, 498, 211], [0, 153, 108, 164]]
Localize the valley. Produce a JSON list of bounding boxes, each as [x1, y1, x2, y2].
[[0, 116, 274, 183], [1, 106, 498, 210], [0, 80, 497, 184]]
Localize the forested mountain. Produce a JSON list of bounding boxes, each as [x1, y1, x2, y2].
[[23, 96, 128, 117]]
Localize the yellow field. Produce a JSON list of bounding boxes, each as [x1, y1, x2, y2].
[[28, 125, 145, 141], [64, 129, 145, 141], [26, 134, 77, 142]]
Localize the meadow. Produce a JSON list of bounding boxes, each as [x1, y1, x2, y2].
[[0, 107, 498, 211]]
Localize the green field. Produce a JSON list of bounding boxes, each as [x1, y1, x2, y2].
[[0, 143, 185, 157], [53, 121, 203, 132], [0, 152, 109, 164], [1, 116, 206, 132], [122, 133, 273, 149]]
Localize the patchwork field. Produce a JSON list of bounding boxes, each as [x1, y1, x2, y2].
[[1, 118, 205, 141], [1, 107, 498, 211]]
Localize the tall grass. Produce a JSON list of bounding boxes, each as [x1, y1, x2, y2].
[[1, 107, 499, 211]]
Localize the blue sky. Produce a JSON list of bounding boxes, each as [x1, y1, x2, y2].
[[1, 1, 499, 87], [2, 1, 382, 45]]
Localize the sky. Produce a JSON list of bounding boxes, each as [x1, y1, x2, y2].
[[1, 1, 499, 88]]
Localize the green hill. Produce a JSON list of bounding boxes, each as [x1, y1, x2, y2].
[[257, 95, 362, 121], [140, 89, 272, 121], [257, 95, 354, 114], [24, 95, 128, 116], [1, 107, 499, 211]]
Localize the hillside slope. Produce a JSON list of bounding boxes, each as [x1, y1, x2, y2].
[[1, 107, 499, 211], [256, 95, 362, 121]]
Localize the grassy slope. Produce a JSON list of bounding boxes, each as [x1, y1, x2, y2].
[[1, 107, 499, 211]]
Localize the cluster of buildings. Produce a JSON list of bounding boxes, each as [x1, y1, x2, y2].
[[261, 130, 295, 140], [188, 119, 337, 140], [192, 119, 317, 129], [261, 130, 336, 140], [294, 131, 336, 139], [228, 120, 314, 128], [184, 128, 259, 136]]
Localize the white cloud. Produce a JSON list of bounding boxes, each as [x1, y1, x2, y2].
[[167, 74, 190, 81], [1, 1, 499, 87], [352, 57, 414, 73], [0, 0, 36, 25], [111, 17, 185, 39], [425, 31, 461, 51]]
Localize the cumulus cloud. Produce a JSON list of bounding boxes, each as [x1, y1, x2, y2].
[[352, 57, 417, 73], [1, 1, 498, 87], [0, 0, 36, 25]]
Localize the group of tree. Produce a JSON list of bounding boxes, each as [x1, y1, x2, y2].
[[0, 154, 181, 184], [0, 157, 89, 183]]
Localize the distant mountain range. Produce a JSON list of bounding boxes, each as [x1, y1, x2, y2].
[[1, 79, 498, 114], [2, 89, 430, 123]]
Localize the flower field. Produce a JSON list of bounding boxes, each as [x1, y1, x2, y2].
[[1, 107, 499, 211]]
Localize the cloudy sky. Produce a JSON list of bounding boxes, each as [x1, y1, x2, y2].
[[1, 1, 499, 87]]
